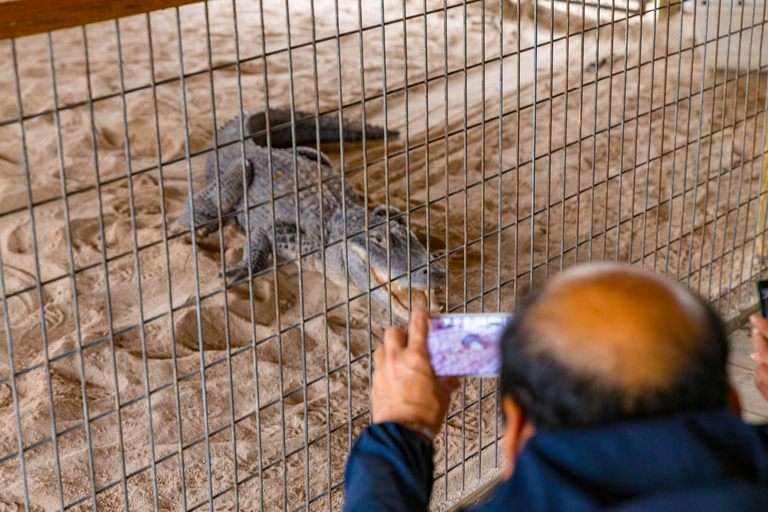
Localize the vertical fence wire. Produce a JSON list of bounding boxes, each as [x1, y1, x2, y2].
[[46, 32, 99, 511], [615, 0, 629, 263], [640, 0, 658, 268], [0, 179, 30, 512], [737, 70, 763, 308], [305, 0, 335, 508], [460, 0, 468, 490], [228, 1, 267, 509], [674, 0, 688, 282], [478, 0, 487, 481], [704, 0, 730, 304], [359, 0, 374, 442], [202, 3, 241, 509], [749, 34, 768, 284], [531, 0, 539, 286], [171, 8, 216, 509], [515, 0, 522, 312], [679, 0, 704, 287], [547, 0, 555, 277], [723, 3, 753, 312], [332, 0, 354, 500], [727, 0, 762, 311], [744, 10, 768, 302], [402, 1, 414, 321], [603, 0, 617, 262], [564, 0, 573, 270], [442, 0, 451, 500], [653, 0, 670, 274], [11, 38, 67, 512], [628, 2, 645, 267], [254, 3, 290, 509], [280, 3, 313, 509], [496, 0, 505, 470], [382, 0, 395, 327], [575, 0, 586, 265], [422, 5, 434, 320], [144, 11, 189, 510], [735, 8, 766, 308], [713, 0, 745, 313], [588, 0, 600, 262]]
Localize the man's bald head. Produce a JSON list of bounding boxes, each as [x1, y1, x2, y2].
[[500, 264, 729, 429]]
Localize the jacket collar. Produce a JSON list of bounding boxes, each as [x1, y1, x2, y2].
[[483, 410, 768, 511]]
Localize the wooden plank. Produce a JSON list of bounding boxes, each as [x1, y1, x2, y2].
[[755, 131, 768, 257], [0, 0, 203, 41], [729, 364, 768, 419], [449, 473, 501, 511], [728, 323, 758, 370]]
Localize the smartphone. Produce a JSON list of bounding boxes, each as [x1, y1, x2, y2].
[[427, 313, 513, 377], [757, 279, 768, 318]]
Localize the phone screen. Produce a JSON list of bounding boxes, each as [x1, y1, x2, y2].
[[427, 313, 512, 377]]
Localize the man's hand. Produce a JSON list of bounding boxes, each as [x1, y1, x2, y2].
[[371, 308, 461, 438], [749, 314, 768, 401]]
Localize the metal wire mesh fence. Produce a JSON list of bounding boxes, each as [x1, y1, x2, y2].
[[0, 0, 766, 509]]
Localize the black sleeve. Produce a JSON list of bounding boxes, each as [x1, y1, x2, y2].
[[342, 422, 434, 512]]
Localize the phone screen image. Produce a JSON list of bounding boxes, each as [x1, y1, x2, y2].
[[427, 313, 512, 377]]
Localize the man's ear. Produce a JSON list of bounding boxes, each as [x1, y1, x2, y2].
[[501, 396, 536, 480], [728, 384, 742, 415]]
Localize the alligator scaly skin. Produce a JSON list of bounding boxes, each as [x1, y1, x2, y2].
[[175, 108, 446, 317]]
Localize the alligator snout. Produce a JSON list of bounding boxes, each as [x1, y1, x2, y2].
[[430, 260, 446, 287], [391, 260, 445, 293], [409, 261, 446, 289]]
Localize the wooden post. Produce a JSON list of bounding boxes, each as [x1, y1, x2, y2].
[[756, 132, 768, 258], [0, 0, 204, 40], [652, 0, 680, 21]]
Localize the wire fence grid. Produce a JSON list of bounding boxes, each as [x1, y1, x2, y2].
[[0, 0, 767, 510]]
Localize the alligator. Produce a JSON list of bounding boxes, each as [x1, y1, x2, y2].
[[174, 108, 446, 319]]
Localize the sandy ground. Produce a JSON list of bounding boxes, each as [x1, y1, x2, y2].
[[0, 0, 765, 510]]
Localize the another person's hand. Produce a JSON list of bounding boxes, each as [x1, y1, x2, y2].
[[749, 314, 768, 401], [371, 308, 461, 440]]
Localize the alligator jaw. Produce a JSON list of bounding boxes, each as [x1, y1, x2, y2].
[[348, 245, 439, 318], [369, 267, 439, 318]]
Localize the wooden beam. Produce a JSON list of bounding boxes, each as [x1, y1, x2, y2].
[[755, 134, 768, 259], [0, 0, 204, 41]]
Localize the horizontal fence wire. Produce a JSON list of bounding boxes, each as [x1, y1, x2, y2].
[[1, 0, 768, 510]]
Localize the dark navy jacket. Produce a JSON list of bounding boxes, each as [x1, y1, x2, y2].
[[343, 411, 768, 511]]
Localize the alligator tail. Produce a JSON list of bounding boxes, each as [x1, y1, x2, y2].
[[236, 108, 398, 148], [311, 111, 399, 144]]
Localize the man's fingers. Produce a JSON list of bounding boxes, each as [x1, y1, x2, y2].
[[748, 315, 768, 348], [750, 314, 768, 331], [757, 363, 768, 382], [402, 368, 440, 406], [436, 376, 461, 406], [407, 308, 431, 355], [383, 326, 407, 356], [373, 346, 385, 370], [439, 376, 462, 393]]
